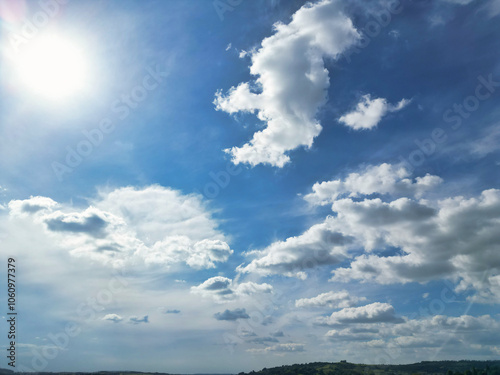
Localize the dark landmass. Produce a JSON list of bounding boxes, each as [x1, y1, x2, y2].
[[2, 360, 500, 375], [237, 360, 500, 375]]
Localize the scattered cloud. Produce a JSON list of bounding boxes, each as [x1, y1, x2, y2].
[[191, 276, 273, 302], [325, 314, 500, 350], [162, 309, 181, 314], [237, 221, 353, 279], [214, 0, 360, 167], [129, 315, 149, 324], [329, 189, 500, 302], [102, 314, 123, 323], [304, 163, 441, 206], [338, 95, 410, 130], [214, 308, 250, 321], [238, 163, 500, 302], [318, 302, 403, 325], [248, 343, 305, 353], [8, 196, 58, 215], [295, 290, 366, 309], [388, 30, 400, 39], [466, 124, 500, 157]]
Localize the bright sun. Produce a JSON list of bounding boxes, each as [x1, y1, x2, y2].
[[16, 34, 88, 100]]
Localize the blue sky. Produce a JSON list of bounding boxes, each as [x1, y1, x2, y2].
[[1, 0, 500, 373]]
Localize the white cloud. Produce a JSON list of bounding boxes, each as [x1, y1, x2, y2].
[[318, 302, 403, 325], [295, 290, 366, 308], [326, 327, 379, 341], [214, 0, 360, 167], [214, 308, 250, 321], [8, 196, 58, 216], [6, 185, 233, 270], [338, 94, 410, 130], [247, 343, 305, 353], [441, 0, 474, 4], [329, 189, 500, 302], [304, 163, 442, 205], [240, 163, 500, 302], [466, 124, 500, 157], [236, 220, 353, 279], [128, 315, 149, 324], [333, 314, 500, 351], [102, 314, 123, 323], [191, 276, 273, 302]]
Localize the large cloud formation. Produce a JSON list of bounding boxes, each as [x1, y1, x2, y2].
[[214, 0, 360, 167], [7, 185, 233, 270], [240, 163, 500, 302], [324, 314, 500, 355]]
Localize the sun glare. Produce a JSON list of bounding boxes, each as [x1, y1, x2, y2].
[[16, 34, 88, 100]]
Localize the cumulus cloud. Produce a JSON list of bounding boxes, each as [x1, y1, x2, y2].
[[338, 95, 410, 130], [326, 327, 380, 341], [247, 343, 305, 353], [328, 314, 500, 351], [329, 189, 500, 302], [6, 186, 233, 270], [160, 308, 181, 314], [238, 164, 500, 303], [237, 164, 441, 279], [214, 0, 360, 167], [295, 290, 366, 308], [318, 303, 403, 325], [214, 308, 250, 321], [237, 221, 353, 279], [191, 276, 273, 302], [241, 162, 500, 301], [44, 210, 109, 238], [8, 196, 58, 216], [304, 163, 442, 205], [129, 315, 149, 324], [102, 314, 123, 323]]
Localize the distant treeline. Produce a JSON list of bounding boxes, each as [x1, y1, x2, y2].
[[2, 360, 500, 375], [237, 361, 500, 375]]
